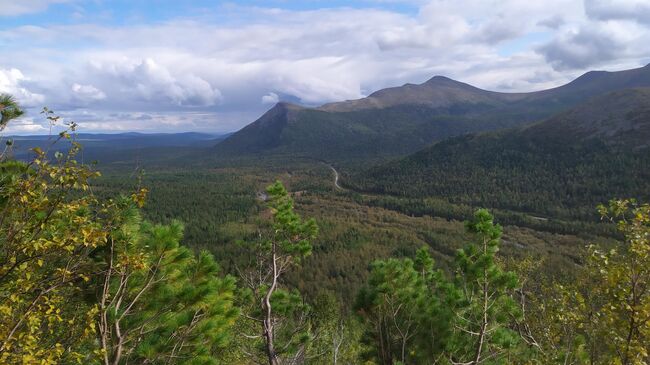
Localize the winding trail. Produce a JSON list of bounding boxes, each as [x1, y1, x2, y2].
[[328, 164, 343, 190]]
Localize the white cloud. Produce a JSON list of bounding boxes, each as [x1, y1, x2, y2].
[[86, 58, 222, 107], [262, 92, 279, 104], [538, 15, 565, 29], [0, 1, 649, 133], [539, 2, 650, 70], [0, 68, 45, 107], [72, 83, 106, 102], [2, 117, 48, 134]]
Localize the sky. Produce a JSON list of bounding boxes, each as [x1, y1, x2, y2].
[[1, 0, 650, 135]]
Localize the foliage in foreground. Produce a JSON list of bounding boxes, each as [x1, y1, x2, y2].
[[0, 121, 237, 364], [356, 209, 521, 365], [356, 201, 650, 365], [530, 199, 650, 365], [0, 140, 106, 364]]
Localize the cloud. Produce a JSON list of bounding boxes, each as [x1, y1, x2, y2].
[[538, 15, 565, 29], [538, 27, 624, 70], [86, 58, 222, 107], [261, 92, 279, 104], [0, 68, 45, 107], [68, 110, 255, 134], [1, 1, 649, 133], [135, 113, 153, 120], [538, 1, 650, 71], [585, 0, 650, 23], [71, 83, 106, 102], [2, 116, 48, 134]]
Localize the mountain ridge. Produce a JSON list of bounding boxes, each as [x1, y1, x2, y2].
[[214, 63, 650, 163]]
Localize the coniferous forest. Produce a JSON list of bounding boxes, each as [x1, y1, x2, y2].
[[2, 92, 650, 365]]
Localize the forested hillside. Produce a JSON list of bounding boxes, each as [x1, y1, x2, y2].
[[350, 88, 650, 221], [215, 101, 516, 162]]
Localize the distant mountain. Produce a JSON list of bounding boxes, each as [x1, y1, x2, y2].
[[349, 88, 650, 220], [215, 64, 650, 163], [6, 132, 227, 162]]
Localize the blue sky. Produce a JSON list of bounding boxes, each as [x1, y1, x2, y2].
[[1, 0, 649, 134], [1, 1, 419, 28]]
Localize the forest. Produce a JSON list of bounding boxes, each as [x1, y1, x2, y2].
[[2, 97, 650, 365], [344, 88, 650, 227]]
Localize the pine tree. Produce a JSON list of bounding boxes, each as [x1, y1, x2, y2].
[[356, 246, 454, 365], [238, 181, 318, 365], [447, 209, 520, 365], [1, 103, 238, 364], [96, 212, 238, 365], [308, 291, 363, 365], [0, 94, 24, 132]]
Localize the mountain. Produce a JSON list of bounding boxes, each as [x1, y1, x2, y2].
[[215, 64, 650, 163], [349, 88, 650, 220], [317, 76, 515, 112], [214, 101, 511, 163]]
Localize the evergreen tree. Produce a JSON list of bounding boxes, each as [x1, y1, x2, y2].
[[238, 181, 318, 365], [308, 291, 364, 365], [447, 209, 520, 365], [356, 246, 454, 365], [1, 104, 238, 364], [357, 211, 525, 365], [96, 208, 238, 365], [0, 94, 23, 132]]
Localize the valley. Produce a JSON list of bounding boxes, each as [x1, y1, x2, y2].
[[6, 2, 650, 363], [94, 160, 603, 306], [33, 65, 650, 303], [7, 64, 648, 305]]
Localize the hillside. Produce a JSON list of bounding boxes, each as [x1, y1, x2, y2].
[[349, 88, 650, 220], [215, 64, 650, 164]]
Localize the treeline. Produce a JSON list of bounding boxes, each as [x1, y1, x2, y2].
[[2, 101, 650, 364]]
